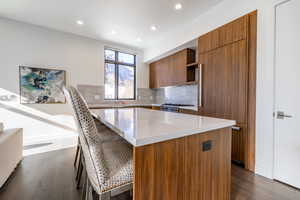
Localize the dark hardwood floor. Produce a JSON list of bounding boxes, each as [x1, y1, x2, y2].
[[0, 148, 299, 200]]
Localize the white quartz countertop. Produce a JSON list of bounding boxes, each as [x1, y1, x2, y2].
[[91, 108, 235, 147], [88, 103, 161, 108], [88, 103, 198, 111]]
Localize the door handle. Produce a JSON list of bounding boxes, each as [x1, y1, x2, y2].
[[276, 111, 293, 119]]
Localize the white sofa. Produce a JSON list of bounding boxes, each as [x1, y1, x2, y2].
[[0, 128, 23, 188]]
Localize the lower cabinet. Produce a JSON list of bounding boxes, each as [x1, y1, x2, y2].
[[179, 108, 199, 115], [134, 128, 232, 200], [231, 124, 246, 165], [197, 11, 257, 171], [151, 107, 246, 165], [151, 106, 161, 110]]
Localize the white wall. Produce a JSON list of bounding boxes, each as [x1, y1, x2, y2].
[[0, 0, 284, 178], [144, 0, 284, 179], [0, 17, 148, 155]]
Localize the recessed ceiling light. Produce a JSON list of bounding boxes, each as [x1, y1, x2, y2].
[[150, 25, 157, 31], [111, 30, 117, 35], [174, 3, 183, 10], [136, 38, 142, 42], [76, 20, 84, 25]]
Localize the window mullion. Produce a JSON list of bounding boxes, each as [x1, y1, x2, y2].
[[115, 51, 119, 100]]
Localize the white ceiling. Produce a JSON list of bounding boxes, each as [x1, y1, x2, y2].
[[0, 0, 223, 50]]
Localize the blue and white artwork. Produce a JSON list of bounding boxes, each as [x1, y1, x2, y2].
[[19, 66, 66, 104]]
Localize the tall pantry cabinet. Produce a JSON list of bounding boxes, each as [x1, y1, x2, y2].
[[198, 11, 257, 171]]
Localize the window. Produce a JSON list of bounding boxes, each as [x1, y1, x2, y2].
[[104, 49, 136, 100]]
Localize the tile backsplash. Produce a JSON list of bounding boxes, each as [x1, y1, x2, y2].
[[77, 84, 198, 106], [77, 85, 156, 105], [155, 85, 198, 106]]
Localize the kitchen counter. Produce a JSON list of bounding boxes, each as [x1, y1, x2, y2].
[[88, 103, 161, 109], [90, 108, 235, 147], [91, 107, 234, 199], [88, 103, 199, 111]]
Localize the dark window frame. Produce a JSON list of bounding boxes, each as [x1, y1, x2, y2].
[[104, 49, 136, 100]]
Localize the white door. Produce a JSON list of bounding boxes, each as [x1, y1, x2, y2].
[[274, 0, 300, 189]]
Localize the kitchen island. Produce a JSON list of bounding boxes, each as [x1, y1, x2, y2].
[[91, 108, 235, 200]]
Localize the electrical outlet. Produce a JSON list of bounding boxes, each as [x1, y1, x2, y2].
[[202, 140, 212, 152]]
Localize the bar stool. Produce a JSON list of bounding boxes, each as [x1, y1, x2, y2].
[[64, 86, 133, 200]]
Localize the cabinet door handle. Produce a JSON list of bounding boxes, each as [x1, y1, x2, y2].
[[198, 64, 203, 107], [232, 126, 241, 131]]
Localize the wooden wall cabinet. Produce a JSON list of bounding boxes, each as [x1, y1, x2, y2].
[[198, 29, 220, 54], [198, 15, 248, 54], [219, 16, 248, 47], [149, 62, 159, 89], [198, 11, 257, 171], [149, 49, 196, 88]]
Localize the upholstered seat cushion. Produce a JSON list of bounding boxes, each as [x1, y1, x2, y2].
[[88, 139, 133, 193], [94, 119, 122, 142]]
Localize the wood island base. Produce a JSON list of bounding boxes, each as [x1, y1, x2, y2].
[[133, 127, 232, 200]]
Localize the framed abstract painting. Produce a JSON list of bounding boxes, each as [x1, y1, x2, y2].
[[19, 66, 66, 104]]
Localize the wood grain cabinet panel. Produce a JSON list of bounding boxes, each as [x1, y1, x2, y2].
[[179, 108, 199, 115], [198, 11, 257, 170], [149, 49, 196, 88], [133, 137, 186, 200], [157, 57, 169, 87], [149, 62, 159, 88], [200, 40, 248, 124], [133, 128, 232, 200], [231, 124, 246, 164], [184, 128, 231, 200], [219, 16, 248, 47], [172, 50, 188, 85], [198, 16, 248, 54], [198, 29, 220, 54], [246, 10, 257, 171]]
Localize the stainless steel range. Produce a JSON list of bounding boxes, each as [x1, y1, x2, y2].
[[160, 103, 195, 112]]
